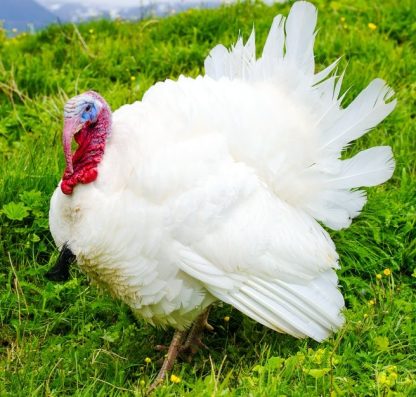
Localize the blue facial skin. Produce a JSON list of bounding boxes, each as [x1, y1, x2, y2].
[[80, 102, 98, 124]]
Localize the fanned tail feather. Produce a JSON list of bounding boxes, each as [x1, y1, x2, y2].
[[284, 1, 317, 76], [319, 79, 396, 155], [204, 1, 396, 230], [328, 146, 395, 189]]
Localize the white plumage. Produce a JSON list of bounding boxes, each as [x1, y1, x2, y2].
[[49, 1, 395, 342]]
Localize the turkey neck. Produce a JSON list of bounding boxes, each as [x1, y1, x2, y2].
[[61, 108, 111, 195]]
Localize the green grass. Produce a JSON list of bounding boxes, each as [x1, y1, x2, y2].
[[0, 0, 415, 395]]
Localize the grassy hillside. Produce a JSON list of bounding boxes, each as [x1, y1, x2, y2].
[[0, 0, 415, 395]]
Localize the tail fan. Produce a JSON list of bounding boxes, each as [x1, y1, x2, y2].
[[204, 1, 396, 230]]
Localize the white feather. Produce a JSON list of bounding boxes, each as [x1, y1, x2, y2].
[[261, 15, 285, 62], [284, 1, 317, 76], [320, 79, 396, 154], [328, 146, 395, 189]]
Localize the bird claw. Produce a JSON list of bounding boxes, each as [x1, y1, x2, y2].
[[154, 344, 168, 351], [179, 336, 209, 362], [205, 321, 214, 332]]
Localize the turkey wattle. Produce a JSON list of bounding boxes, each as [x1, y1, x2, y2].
[[48, 0, 395, 389]]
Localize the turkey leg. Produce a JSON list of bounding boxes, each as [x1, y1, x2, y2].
[[147, 329, 186, 394], [147, 307, 213, 394], [179, 306, 213, 362]]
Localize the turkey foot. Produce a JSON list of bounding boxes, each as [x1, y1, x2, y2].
[[179, 307, 213, 363], [146, 308, 213, 394]]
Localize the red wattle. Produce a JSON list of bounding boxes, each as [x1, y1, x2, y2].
[[61, 108, 110, 195]]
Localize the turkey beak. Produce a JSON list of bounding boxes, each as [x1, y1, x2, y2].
[[63, 117, 82, 174]]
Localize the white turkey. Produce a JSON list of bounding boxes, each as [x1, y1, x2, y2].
[[48, 1, 395, 391]]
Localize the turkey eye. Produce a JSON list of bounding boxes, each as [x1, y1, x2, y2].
[[85, 104, 92, 112]]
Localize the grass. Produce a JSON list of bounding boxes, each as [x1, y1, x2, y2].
[[0, 0, 415, 395]]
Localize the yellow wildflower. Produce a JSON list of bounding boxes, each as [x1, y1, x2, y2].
[[144, 357, 151, 364], [368, 22, 377, 31], [170, 374, 181, 383], [340, 16, 346, 23], [131, 76, 136, 81], [368, 299, 375, 306], [224, 316, 230, 322], [363, 313, 368, 318], [376, 273, 382, 279], [139, 380, 145, 387], [383, 268, 391, 276], [377, 371, 388, 385], [377, 370, 398, 387], [89, 29, 94, 34], [313, 348, 325, 364]]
